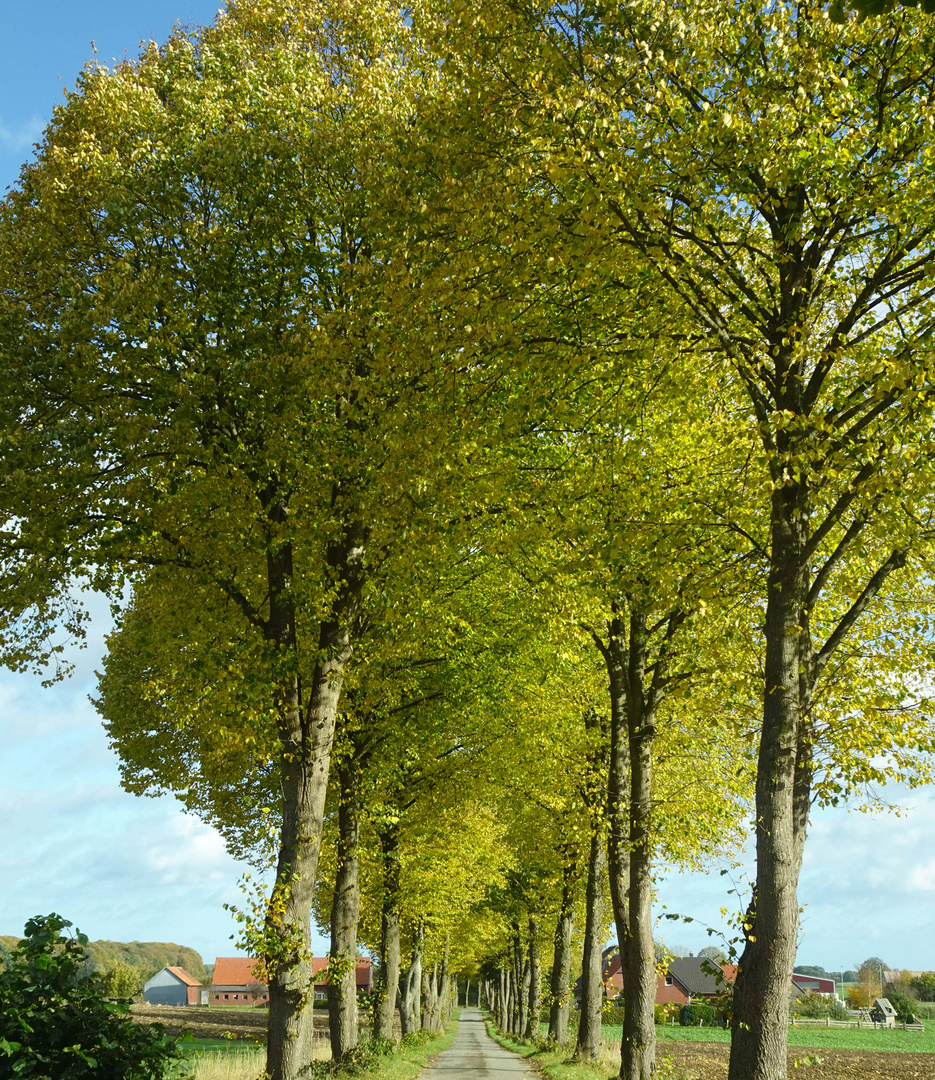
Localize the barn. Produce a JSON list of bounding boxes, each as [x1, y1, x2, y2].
[[143, 965, 204, 1006]]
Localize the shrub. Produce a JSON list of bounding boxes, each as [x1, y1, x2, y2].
[[886, 991, 918, 1024], [790, 992, 847, 1021], [601, 1006, 626, 1026], [679, 1003, 718, 1027], [654, 1003, 679, 1025], [0, 914, 184, 1080]]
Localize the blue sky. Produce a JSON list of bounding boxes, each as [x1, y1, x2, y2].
[[2, 1, 935, 977]]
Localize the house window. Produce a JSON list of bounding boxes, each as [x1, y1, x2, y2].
[[224, 994, 229, 1000], [316, 991, 326, 1000], [665, 976, 673, 986]]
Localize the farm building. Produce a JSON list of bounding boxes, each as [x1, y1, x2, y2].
[[209, 956, 373, 1006], [143, 966, 204, 1006], [596, 947, 735, 1006], [791, 972, 836, 996], [210, 957, 269, 1006]]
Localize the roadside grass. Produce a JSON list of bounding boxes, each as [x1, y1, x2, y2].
[[603, 1021, 935, 1054], [489, 1021, 690, 1080], [180, 1009, 460, 1080]]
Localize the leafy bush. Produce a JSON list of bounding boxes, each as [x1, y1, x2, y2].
[[655, 1003, 680, 1025], [601, 1006, 626, 1025], [886, 990, 918, 1024], [679, 1003, 718, 1026], [0, 914, 184, 1079], [790, 992, 847, 1021]]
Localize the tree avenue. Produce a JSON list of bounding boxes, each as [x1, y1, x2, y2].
[[5, 3, 935, 1080]]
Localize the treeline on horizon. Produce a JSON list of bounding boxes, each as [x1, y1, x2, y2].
[[0, 935, 206, 980]]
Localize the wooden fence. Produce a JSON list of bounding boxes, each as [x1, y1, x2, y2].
[[789, 1017, 924, 1032]]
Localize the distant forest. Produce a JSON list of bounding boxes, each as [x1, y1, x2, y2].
[[0, 935, 206, 980]]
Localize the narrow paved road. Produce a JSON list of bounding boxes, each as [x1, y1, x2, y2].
[[419, 1009, 537, 1080]]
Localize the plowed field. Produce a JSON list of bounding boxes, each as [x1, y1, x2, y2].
[[660, 1039, 935, 1080], [130, 1003, 330, 1043]]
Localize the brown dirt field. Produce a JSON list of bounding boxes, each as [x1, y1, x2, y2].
[[659, 1040, 935, 1080], [130, 1003, 331, 1043]]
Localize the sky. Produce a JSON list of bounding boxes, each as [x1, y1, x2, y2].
[[2, 1, 935, 979]]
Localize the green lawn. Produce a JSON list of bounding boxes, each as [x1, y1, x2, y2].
[[177, 1037, 263, 1056], [598, 1022, 935, 1055]]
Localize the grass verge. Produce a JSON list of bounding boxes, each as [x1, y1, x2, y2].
[[485, 1021, 615, 1080], [183, 1009, 461, 1080]]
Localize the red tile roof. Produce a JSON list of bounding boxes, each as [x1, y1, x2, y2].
[[212, 957, 266, 987], [166, 966, 202, 987]]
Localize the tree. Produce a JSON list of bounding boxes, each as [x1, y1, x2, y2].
[[100, 962, 144, 1001], [0, 4, 454, 1077], [0, 915, 180, 1080], [451, 4, 935, 1078]]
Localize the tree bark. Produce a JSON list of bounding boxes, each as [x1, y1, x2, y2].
[[265, 520, 365, 1080], [513, 922, 529, 1038], [576, 821, 607, 1062], [621, 628, 657, 1080], [498, 968, 507, 1029], [548, 854, 577, 1043], [421, 965, 438, 1031], [373, 822, 401, 1043], [399, 919, 424, 1035], [328, 753, 362, 1063], [729, 486, 811, 1080], [526, 915, 541, 1040]]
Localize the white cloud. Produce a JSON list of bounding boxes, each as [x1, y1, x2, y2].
[[905, 860, 935, 894]]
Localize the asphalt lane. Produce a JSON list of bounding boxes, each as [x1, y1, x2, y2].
[[420, 1009, 537, 1080]]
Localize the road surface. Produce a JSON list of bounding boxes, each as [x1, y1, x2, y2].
[[420, 1009, 537, 1080]]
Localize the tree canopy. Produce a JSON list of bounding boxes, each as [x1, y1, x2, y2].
[[4, 3, 935, 1080]]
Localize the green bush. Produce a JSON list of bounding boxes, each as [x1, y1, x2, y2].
[[0, 914, 184, 1080], [679, 1003, 718, 1027], [602, 1006, 626, 1026], [886, 991, 918, 1024], [790, 992, 847, 1021]]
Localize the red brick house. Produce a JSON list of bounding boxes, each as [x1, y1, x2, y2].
[[600, 948, 736, 1006], [210, 957, 269, 1006], [310, 957, 373, 1000], [210, 956, 373, 1007]]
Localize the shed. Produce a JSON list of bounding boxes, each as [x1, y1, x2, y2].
[[143, 966, 203, 1006], [870, 998, 897, 1028]]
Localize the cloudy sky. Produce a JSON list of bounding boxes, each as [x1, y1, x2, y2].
[[2, 0, 934, 977]]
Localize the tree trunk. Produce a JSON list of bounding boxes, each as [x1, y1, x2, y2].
[[264, 522, 365, 1080], [549, 854, 577, 1043], [398, 921, 423, 1038], [421, 965, 437, 1031], [439, 938, 451, 1027], [621, 624, 657, 1080], [513, 922, 529, 1038], [328, 754, 361, 1063], [498, 968, 507, 1029], [526, 915, 541, 1040], [373, 822, 401, 1043], [576, 822, 607, 1062], [729, 488, 811, 1080]]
